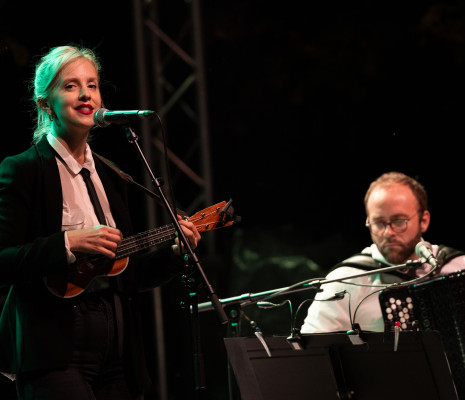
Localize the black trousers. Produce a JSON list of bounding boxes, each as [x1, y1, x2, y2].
[[16, 290, 140, 400]]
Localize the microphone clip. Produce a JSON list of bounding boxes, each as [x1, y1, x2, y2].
[[347, 323, 366, 346], [287, 328, 303, 350]]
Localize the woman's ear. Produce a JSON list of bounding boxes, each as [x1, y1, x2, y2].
[[37, 97, 49, 111], [37, 97, 56, 121]]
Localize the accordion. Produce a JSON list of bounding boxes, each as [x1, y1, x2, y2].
[[379, 270, 465, 398]]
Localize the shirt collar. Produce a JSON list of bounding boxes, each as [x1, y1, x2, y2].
[[47, 133, 96, 175], [369, 243, 391, 264]]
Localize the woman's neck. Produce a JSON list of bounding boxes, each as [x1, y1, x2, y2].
[[52, 129, 89, 165]]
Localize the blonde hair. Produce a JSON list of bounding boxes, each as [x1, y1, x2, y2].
[[31, 45, 101, 144]]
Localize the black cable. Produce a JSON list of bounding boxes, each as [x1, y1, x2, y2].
[[352, 289, 382, 330]]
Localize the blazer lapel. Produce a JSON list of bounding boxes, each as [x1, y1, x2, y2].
[[35, 138, 63, 235]]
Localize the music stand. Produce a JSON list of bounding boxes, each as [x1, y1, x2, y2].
[[224, 331, 458, 400]]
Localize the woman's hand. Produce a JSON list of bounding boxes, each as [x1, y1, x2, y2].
[[172, 215, 201, 255], [66, 225, 123, 259]]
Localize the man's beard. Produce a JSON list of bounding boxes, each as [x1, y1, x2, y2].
[[380, 236, 422, 265]]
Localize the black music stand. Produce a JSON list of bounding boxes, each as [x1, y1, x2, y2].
[[224, 331, 458, 400], [379, 270, 465, 399]]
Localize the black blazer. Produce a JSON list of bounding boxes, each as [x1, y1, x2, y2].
[[0, 137, 182, 393]]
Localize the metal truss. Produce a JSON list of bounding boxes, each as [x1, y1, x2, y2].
[[131, 1, 214, 399], [132, 0, 213, 230]]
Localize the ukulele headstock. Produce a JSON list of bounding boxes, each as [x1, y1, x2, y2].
[[190, 199, 241, 232]]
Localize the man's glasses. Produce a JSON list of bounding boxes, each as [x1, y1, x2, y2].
[[365, 213, 418, 234]]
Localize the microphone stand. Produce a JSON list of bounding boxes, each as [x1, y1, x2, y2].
[[122, 124, 229, 400], [196, 259, 424, 400], [197, 259, 424, 313]]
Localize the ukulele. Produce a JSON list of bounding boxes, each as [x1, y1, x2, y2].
[[44, 200, 239, 298]]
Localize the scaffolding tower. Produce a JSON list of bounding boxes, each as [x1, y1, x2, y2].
[[131, 0, 214, 398]]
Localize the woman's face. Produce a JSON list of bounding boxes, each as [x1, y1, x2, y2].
[[48, 58, 102, 139]]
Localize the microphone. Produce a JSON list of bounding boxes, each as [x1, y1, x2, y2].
[[257, 301, 281, 309], [326, 289, 347, 301], [93, 108, 156, 127], [257, 300, 290, 309], [415, 241, 438, 268]]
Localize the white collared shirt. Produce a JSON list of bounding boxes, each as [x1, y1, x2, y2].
[[47, 133, 116, 263]]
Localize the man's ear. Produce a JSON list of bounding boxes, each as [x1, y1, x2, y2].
[[420, 209, 431, 234]]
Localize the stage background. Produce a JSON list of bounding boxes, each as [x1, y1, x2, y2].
[[1, 1, 465, 398]]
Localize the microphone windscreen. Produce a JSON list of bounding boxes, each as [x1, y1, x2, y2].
[[415, 241, 432, 258], [93, 108, 109, 127]]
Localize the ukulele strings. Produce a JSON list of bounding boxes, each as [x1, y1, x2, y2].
[[74, 209, 220, 266]]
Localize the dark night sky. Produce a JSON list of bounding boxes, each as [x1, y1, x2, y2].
[[2, 1, 465, 398]]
